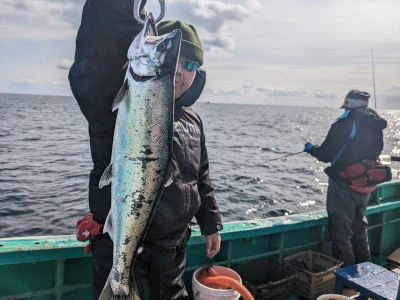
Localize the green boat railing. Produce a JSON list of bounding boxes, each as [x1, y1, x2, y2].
[[1, 180, 400, 299]]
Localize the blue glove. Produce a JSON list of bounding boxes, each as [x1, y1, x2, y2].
[[304, 142, 315, 153]]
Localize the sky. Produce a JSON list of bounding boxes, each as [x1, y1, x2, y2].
[[0, 0, 399, 109]]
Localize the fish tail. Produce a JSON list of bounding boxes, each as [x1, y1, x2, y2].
[[204, 276, 255, 300], [98, 278, 141, 300]]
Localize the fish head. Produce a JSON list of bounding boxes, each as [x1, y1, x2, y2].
[[156, 29, 182, 77], [128, 16, 182, 77]]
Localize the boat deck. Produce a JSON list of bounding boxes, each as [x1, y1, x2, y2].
[[1, 180, 400, 299]]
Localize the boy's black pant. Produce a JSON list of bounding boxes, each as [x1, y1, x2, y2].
[[91, 228, 191, 300]]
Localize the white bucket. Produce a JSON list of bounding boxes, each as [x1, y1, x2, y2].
[[192, 266, 242, 300], [317, 294, 352, 300]]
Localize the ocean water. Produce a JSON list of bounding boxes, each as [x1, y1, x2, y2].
[[1, 93, 399, 238]]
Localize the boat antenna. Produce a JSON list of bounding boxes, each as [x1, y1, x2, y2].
[[371, 49, 377, 111]]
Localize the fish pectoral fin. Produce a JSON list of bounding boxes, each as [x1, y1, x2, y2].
[[121, 60, 129, 70], [164, 175, 173, 187], [99, 163, 113, 189], [112, 79, 128, 112], [164, 156, 181, 187], [103, 213, 113, 240]]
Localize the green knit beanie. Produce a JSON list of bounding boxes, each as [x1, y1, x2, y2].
[[157, 20, 204, 66]]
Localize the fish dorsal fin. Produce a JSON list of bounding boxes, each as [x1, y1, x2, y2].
[[112, 79, 128, 112], [99, 162, 113, 189]]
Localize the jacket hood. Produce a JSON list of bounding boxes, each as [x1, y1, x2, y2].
[[357, 107, 387, 130], [175, 69, 206, 107]]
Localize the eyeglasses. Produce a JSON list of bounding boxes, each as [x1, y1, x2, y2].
[[180, 60, 200, 72]]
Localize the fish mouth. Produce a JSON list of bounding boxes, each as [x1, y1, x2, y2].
[[129, 66, 153, 82], [141, 13, 157, 39]]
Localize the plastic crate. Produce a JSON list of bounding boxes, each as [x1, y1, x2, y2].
[[231, 259, 297, 300], [283, 250, 343, 300]]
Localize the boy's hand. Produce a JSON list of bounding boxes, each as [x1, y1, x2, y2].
[[205, 232, 221, 259]]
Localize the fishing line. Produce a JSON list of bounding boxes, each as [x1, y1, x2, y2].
[[264, 151, 304, 163]]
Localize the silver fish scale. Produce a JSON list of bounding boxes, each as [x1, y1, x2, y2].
[[109, 76, 173, 293]]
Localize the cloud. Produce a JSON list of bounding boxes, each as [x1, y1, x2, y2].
[[190, 0, 249, 30], [247, 86, 308, 98], [0, 0, 84, 40], [201, 84, 345, 107], [167, 0, 258, 56], [11, 78, 64, 88], [380, 84, 400, 107], [0, 0, 398, 109], [203, 87, 241, 97], [313, 90, 337, 100], [9, 77, 71, 96], [56, 58, 73, 71], [204, 85, 293, 100], [11, 78, 41, 87], [202, 83, 400, 109], [386, 84, 400, 92]]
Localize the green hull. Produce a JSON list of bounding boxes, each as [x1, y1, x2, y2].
[[1, 180, 400, 299]]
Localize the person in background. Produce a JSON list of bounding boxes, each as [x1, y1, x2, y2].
[[70, 4, 223, 298], [303, 90, 387, 266]]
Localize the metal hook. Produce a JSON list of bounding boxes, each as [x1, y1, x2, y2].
[[133, 0, 165, 24]]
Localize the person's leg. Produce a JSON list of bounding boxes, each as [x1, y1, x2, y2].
[[351, 191, 371, 263], [90, 234, 113, 300], [147, 228, 191, 300], [150, 246, 188, 299], [327, 178, 356, 266]]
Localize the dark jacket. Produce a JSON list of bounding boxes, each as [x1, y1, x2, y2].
[[149, 70, 222, 239], [68, 1, 222, 238], [147, 75, 223, 238], [309, 107, 387, 177]]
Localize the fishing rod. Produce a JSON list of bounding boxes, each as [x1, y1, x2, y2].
[[371, 49, 377, 111], [265, 151, 304, 163]]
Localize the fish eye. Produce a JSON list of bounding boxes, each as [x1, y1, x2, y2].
[[159, 42, 166, 50]]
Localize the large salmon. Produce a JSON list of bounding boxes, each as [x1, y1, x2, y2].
[[98, 15, 182, 300]]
